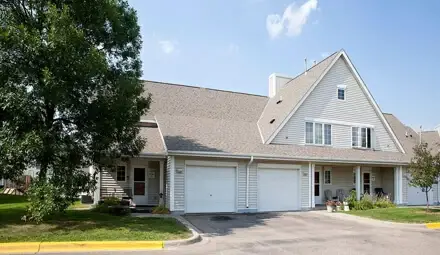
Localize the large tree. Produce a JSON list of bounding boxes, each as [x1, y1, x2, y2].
[[0, 0, 150, 220], [408, 143, 440, 211]]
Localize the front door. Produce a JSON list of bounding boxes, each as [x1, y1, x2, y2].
[[133, 167, 148, 205], [314, 169, 322, 204], [362, 172, 371, 195]]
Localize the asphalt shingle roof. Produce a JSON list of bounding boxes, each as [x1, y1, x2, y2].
[[258, 51, 340, 142], [140, 81, 409, 164]]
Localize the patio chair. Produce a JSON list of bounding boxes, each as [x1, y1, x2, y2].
[[374, 188, 388, 198], [336, 189, 346, 202], [324, 190, 338, 202]]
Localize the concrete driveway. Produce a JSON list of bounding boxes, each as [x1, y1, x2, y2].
[[167, 211, 440, 255], [39, 211, 440, 255]]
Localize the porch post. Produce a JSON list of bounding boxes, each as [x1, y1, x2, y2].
[[169, 157, 175, 212], [159, 161, 164, 205], [308, 162, 313, 208], [355, 166, 361, 200], [311, 163, 315, 208], [91, 165, 100, 204], [394, 166, 402, 204]]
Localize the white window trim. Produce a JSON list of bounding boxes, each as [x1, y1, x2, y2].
[[305, 122, 332, 146], [324, 167, 332, 185], [351, 127, 374, 149], [337, 85, 346, 101], [116, 165, 126, 182], [304, 118, 374, 129]]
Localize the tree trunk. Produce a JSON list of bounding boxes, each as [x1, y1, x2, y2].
[[425, 190, 430, 212]]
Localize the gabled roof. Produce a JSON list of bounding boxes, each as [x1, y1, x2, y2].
[[384, 113, 440, 156], [257, 51, 339, 143], [140, 81, 409, 164], [383, 113, 418, 157], [422, 131, 440, 152], [258, 50, 405, 153]]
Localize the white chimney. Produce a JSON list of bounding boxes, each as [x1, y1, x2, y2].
[[436, 124, 440, 136], [268, 73, 295, 98], [304, 58, 308, 75]]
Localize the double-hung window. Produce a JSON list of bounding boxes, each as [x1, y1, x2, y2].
[[352, 127, 372, 149], [116, 166, 126, 181], [305, 122, 332, 145], [324, 168, 332, 185]]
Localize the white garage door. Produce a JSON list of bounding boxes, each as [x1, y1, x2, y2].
[[186, 166, 236, 213], [258, 168, 300, 212], [407, 186, 434, 205]]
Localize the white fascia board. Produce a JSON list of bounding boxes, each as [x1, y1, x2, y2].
[[166, 150, 409, 165], [340, 51, 406, 154], [154, 115, 168, 152], [266, 51, 343, 144]]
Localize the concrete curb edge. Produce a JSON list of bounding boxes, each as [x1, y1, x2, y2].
[[164, 216, 203, 248]]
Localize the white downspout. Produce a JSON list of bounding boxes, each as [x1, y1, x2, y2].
[[246, 156, 254, 208]]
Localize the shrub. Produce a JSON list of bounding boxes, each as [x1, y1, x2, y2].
[[93, 197, 130, 216], [345, 190, 357, 209], [354, 194, 374, 210], [374, 196, 396, 209], [152, 205, 170, 214], [26, 180, 71, 223]]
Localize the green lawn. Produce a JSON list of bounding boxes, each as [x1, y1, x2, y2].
[[0, 194, 190, 243], [345, 207, 440, 223]]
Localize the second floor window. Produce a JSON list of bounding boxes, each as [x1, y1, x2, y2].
[[352, 127, 372, 149], [305, 122, 332, 145]]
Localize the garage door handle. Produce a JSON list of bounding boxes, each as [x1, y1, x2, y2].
[[210, 194, 212, 197]]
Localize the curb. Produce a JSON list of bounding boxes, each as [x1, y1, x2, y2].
[[0, 241, 163, 254], [426, 222, 440, 229], [164, 216, 202, 248]]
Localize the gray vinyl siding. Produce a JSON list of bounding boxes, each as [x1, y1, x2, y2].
[[300, 164, 310, 209], [381, 167, 394, 201], [174, 158, 186, 211], [272, 58, 399, 152], [165, 156, 172, 209], [238, 162, 257, 210], [100, 169, 130, 198], [147, 166, 160, 205], [433, 184, 439, 204], [402, 167, 409, 204], [319, 166, 354, 200]]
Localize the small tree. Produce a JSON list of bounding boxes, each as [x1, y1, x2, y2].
[[408, 143, 440, 211]]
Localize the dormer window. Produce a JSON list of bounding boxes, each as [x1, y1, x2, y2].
[[337, 85, 346, 100]]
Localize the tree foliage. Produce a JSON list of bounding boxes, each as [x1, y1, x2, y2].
[[408, 143, 440, 211], [0, 0, 149, 219]]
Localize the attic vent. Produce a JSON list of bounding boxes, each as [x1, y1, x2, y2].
[[276, 99, 282, 104], [270, 119, 275, 124]]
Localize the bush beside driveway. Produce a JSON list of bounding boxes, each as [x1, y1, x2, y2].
[[0, 194, 190, 243]]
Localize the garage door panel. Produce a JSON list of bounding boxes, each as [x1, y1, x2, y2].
[[258, 168, 299, 212], [186, 166, 236, 213], [407, 186, 434, 205]]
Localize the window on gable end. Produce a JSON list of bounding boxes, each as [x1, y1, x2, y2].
[[337, 85, 346, 100]]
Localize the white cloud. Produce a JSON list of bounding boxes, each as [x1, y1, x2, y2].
[[266, 0, 318, 39], [158, 40, 177, 54]]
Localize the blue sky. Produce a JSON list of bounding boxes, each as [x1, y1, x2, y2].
[[128, 0, 439, 130]]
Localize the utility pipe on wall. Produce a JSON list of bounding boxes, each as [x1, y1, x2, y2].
[[246, 156, 254, 208]]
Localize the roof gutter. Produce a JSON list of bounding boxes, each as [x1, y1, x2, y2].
[[167, 150, 410, 166]]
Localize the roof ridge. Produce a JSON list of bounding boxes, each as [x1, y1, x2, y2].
[[281, 50, 340, 88], [143, 79, 268, 98]]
